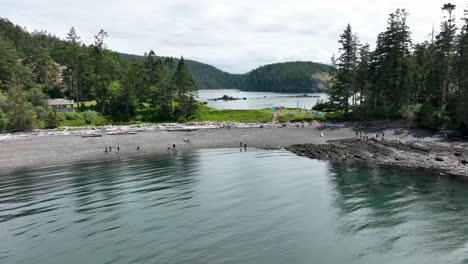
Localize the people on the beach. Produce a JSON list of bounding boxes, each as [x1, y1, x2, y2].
[[320, 132, 324, 137], [105, 146, 108, 153], [109, 146, 112, 152], [137, 146, 140, 151], [244, 143, 247, 150], [240, 141, 243, 148], [117, 146, 120, 153]]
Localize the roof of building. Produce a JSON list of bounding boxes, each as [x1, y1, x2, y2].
[[47, 99, 74, 106]]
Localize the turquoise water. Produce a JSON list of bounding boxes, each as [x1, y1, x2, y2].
[[197, 89, 327, 109], [1, 149, 468, 263]]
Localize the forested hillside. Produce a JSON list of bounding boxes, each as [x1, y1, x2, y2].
[[326, 4, 468, 130], [235, 62, 330, 93], [0, 18, 198, 131], [119, 53, 331, 92]]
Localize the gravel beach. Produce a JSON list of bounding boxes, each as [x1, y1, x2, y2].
[[0, 125, 455, 172]]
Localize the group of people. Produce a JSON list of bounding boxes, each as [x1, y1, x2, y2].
[[240, 141, 247, 151], [105, 145, 140, 153], [167, 144, 177, 153], [355, 131, 385, 141]]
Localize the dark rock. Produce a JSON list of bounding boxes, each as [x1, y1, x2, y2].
[[435, 156, 444, 162], [410, 143, 431, 152], [208, 95, 241, 101]]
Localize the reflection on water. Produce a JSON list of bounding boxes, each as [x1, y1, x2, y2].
[[1, 149, 468, 264], [197, 89, 327, 109]]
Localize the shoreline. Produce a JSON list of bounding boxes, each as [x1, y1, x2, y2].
[[1, 124, 464, 177], [287, 138, 468, 178]]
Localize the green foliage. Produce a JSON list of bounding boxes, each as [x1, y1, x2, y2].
[[45, 109, 61, 129], [81, 110, 105, 125], [41, 84, 63, 98], [59, 112, 85, 126], [58, 110, 106, 126], [173, 57, 198, 117], [120, 53, 331, 92], [312, 101, 337, 112], [176, 116, 187, 123], [0, 109, 6, 131], [417, 101, 450, 129]]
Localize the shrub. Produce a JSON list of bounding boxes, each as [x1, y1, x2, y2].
[[60, 112, 85, 126], [177, 116, 187, 123], [82, 110, 103, 125], [417, 102, 450, 130]]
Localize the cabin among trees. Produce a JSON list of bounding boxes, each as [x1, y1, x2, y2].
[[47, 99, 74, 112]]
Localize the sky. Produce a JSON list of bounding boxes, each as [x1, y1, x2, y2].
[[2, 0, 468, 73]]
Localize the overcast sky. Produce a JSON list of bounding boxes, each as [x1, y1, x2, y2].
[[2, 0, 468, 73]]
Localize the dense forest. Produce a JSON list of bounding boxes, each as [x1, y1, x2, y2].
[[325, 3, 468, 131], [226, 62, 330, 93], [0, 18, 198, 131], [121, 54, 331, 92]]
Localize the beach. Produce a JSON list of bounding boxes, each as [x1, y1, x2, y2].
[[0, 123, 445, 171]]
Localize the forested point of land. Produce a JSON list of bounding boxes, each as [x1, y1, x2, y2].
[[119, 53, 331, 93], [323, 3, 468, 131]]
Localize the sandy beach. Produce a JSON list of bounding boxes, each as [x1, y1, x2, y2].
[[0, 124, 441, 171]]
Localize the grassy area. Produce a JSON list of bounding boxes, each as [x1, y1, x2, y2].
[[57, 103, 339, 127], [194, 104, 330, 123]]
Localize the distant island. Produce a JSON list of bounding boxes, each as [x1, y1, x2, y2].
[[119, 54, 332, 93]]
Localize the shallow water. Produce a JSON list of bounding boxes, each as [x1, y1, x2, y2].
[[197, 89, 327, 109], [1, 149, 468, 264]]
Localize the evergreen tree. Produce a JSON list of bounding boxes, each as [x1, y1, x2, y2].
[[173, 56, 197, 117], [327, 24, 357, 113], [65, 26, 82, 107], [436, 3, 457, 110], [369, 9, 411, 108], [456, 6, 468, 128]]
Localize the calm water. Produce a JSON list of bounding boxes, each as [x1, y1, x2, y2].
[[197, 89, 327, 109], [1, 149, 468, 264]]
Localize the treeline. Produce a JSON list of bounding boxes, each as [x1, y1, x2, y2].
[[225, 62, 330, 93], [120, 54, 331, 93], [0, 18, 198, 131], [327, 4, 468, 130]]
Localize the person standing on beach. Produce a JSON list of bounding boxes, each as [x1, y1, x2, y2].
[[240, 141, 243, 148], [117, 146, 120, 153], [244, 143, 247, 150], [137, 146, 140, 151], [105, 146, 108, 153], [109, 146, 112, 152]]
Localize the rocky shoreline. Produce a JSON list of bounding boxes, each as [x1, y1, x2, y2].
[[287, 138, 468, 177]]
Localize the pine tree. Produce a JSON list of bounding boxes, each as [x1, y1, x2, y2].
[[356, 43, 370, 105], [369, 9, 412, 108], [456, 6, 468, 128], [436, 3, 457, 110], [173, 56, 197, 118], [327, 24, 358, 113], [66, 26, 81, 107]]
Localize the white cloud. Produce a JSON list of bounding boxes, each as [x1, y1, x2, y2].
[[2, 0, 467, 73]]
